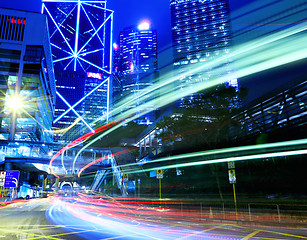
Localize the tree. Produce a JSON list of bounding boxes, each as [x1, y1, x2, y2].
[[155, 85, 249, 200], [156, 85, 249, 152]]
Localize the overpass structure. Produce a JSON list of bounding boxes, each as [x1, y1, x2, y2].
[[0, 140, 143, 196]]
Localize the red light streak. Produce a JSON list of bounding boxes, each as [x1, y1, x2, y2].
[[78, 146, 137, 177], [49, 121, 119, 178]]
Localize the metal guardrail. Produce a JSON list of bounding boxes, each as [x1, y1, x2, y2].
[[125, 197, 307, 225]]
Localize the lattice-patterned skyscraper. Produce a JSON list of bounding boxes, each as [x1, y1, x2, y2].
[[42, 0, 113, 142]]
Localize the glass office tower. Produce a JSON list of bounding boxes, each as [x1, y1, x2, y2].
[[170, 0, 238, 106], [0, 8, 55, 143], [113, 22, 158, 124]]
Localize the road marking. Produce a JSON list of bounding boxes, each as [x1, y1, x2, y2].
[[241, 230, 260, 239], [177, 224, 229, 239], [229, 224, 307, 239], [27, 229, 106, 240], [0, 229, 64, 240]]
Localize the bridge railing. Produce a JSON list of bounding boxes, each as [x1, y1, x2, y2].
[[110, 154, 126, 196]]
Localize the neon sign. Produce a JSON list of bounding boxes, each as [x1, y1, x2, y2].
[[87, 72, 102, 79]]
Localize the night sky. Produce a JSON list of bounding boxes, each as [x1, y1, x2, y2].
[[0, 0, 256, 69], [1, 0, 303, 103]]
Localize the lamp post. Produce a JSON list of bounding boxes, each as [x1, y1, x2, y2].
[[5, 94, 24, 141]]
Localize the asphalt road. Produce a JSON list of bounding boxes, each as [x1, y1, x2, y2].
[[0, 199, 84, 240], [0, 197, 306, 239]]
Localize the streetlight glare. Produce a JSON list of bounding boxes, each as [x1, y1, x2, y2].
[[6, 95, 24, 111]]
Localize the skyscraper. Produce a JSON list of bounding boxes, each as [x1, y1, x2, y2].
[[0, 7, 55, 142], [42, 0, 113, 142], [170, 0, 237, 106], [113, 21, 158, 124]]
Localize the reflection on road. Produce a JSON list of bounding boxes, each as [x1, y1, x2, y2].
[[0, 196, 306, 239], [46, 194, 307, 240]]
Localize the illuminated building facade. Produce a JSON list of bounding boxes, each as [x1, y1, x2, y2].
[[0, 7, 55, 142], [170, 0, 237, 106], [42, 0, 113, 142], [113, 22, 158, 124], [82, 72, 109, 124]]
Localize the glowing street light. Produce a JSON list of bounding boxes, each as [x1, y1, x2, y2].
[[5, 94, 24, 112]]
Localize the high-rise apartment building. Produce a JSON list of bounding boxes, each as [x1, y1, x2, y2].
[[113, 22, 158, 124], [0, 7, 56, 142], [170, 0, 237, 106], [42, 0, 113, 142]]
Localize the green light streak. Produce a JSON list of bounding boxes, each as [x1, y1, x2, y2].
[[70, 22, 307, 172], [108, 22, 307, 121], [126, 149, 307, 175], [104, 138, 307, 170]]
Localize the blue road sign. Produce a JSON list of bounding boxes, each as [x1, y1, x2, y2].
[[4, 170, 19, 188]]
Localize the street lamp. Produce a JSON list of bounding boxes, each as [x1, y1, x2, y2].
[[5, 94, 25, 140], [5, 94, 24, 113]]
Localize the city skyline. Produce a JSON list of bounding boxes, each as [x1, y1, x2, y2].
[[0, 0, 258, 72], [0, 2, 306, 237]]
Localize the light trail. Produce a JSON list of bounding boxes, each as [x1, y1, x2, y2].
[[107, 138, 307, 171], [40, 17, 305, 176], [45, 118, 81, 134], [107, 21, 307, 122], [46, 194, 307, 239], [49, 121, 118, 177], [77, 147, 137, 177], [77, 138, 307, 177], [126, 149, 307, 175], [71, 21, 307, 171]]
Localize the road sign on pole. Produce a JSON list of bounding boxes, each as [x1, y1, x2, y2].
[[228, 161, 235, 169], [156, 169, 163, 179], [228, 169, 236, 184], [4, 170, 19, 188], [123, 173, 128, 182]]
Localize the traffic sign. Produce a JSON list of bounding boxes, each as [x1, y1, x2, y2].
[[137, 178, 141, 184], [156, 169, 163, 179], [123, 173, 128, 182], [4, 170, 19, 188], [228, 161, 235, 169], [228, 169, 236, 184]]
